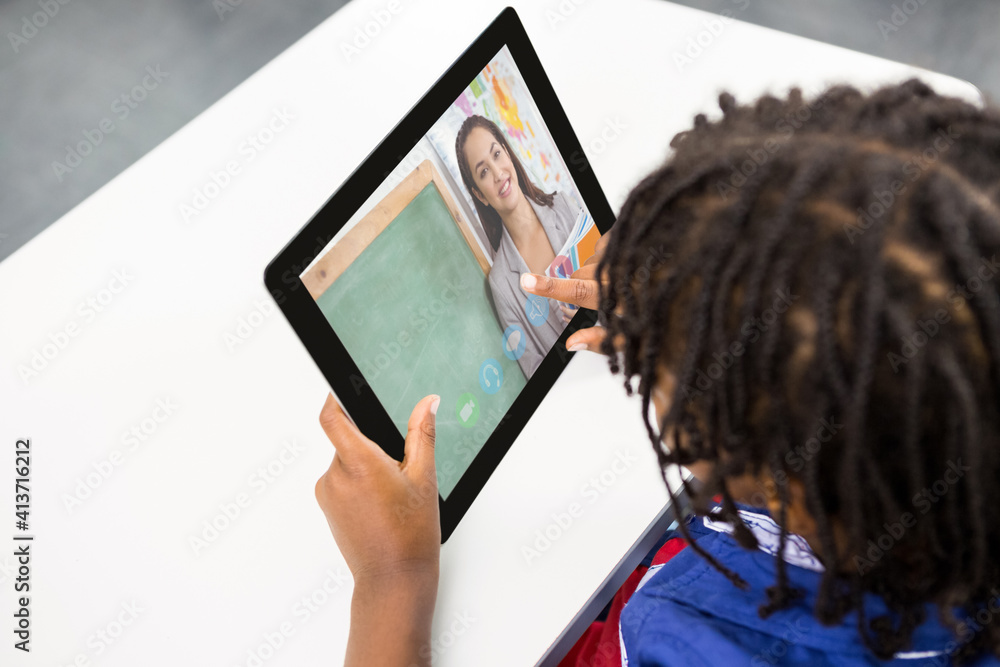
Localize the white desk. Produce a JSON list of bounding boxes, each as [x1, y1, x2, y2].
[[0, 1, 980, 665]]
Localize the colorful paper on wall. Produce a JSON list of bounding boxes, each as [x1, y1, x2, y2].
[[426, 45, 584, 255]]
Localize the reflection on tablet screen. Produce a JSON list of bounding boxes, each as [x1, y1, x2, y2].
[[300, 46, 596, 499]]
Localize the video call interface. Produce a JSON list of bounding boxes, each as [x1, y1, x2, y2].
[[301, 46, 598, 499]]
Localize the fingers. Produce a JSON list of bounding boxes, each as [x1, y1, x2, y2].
[[566, 326, 609, 354], [571, 263, 597, 281], [319, 393, 351, 442], [520, 273, 599, 309], [560, 303, 578, 323], [403, 394, 440, 481], [319, 393, 375, 466], [595, 229, 612, 255], [566, 266, 598, 323], [582, 230, 612, 268]]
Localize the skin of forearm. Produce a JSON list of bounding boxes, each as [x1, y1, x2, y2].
[[344, 572, 439, 667]]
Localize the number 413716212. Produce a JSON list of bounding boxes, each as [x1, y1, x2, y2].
[[15, 438, 30, 531]]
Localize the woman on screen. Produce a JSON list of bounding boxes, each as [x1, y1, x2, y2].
[[455, 114, 579, 380]]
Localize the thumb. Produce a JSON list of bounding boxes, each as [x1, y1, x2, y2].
[[403, 394, 440, 479], [566, 325, 609, 354]]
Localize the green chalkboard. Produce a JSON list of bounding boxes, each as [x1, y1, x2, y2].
[[316, 184, 527, 499]]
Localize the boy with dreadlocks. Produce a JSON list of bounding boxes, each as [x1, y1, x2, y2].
[[313, 79, 1000, 665]]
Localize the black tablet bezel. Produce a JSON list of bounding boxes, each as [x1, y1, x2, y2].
[[264, 6, 614, 542]]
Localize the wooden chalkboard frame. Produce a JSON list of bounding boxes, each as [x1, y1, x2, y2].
[[265, 6, 613, 542], [300, 160, 489, 300]]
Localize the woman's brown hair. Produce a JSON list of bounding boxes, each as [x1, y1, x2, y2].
[[455, 114, 554, 252]]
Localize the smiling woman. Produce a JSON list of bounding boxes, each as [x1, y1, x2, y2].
[[455, 114, 578, 379]]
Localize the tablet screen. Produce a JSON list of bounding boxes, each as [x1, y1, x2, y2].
[[299, 45, 599, 499]]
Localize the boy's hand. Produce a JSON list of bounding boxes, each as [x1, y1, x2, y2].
[[315, 393, 442, 585], [316, 393, 442, 666], [521, 230, 614, 354]]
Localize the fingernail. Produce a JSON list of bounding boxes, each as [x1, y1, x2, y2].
[[520, 273, 536, 290], [568, 343, 586, 352], [430, 395, 440, 415]]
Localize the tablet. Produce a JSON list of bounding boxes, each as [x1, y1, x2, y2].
[[264, 7, 614, 541]]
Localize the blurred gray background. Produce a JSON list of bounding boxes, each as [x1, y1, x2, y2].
[[1, 0, 998, 262]]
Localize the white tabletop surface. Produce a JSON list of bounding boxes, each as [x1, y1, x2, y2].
[[0, 0, 981, 665]]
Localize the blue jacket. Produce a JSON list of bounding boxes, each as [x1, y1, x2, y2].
[[619, 506, 1000, 666]]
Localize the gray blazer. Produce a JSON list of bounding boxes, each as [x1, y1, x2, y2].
[[487, 190, 578, 380]]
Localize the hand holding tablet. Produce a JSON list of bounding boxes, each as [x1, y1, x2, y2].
[[315, 392, 441, 577], [315, 393, 441, 665], [265, 8, 615, 541]]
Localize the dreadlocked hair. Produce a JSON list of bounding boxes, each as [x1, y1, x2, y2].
[[596, 79, 1000, 662]]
